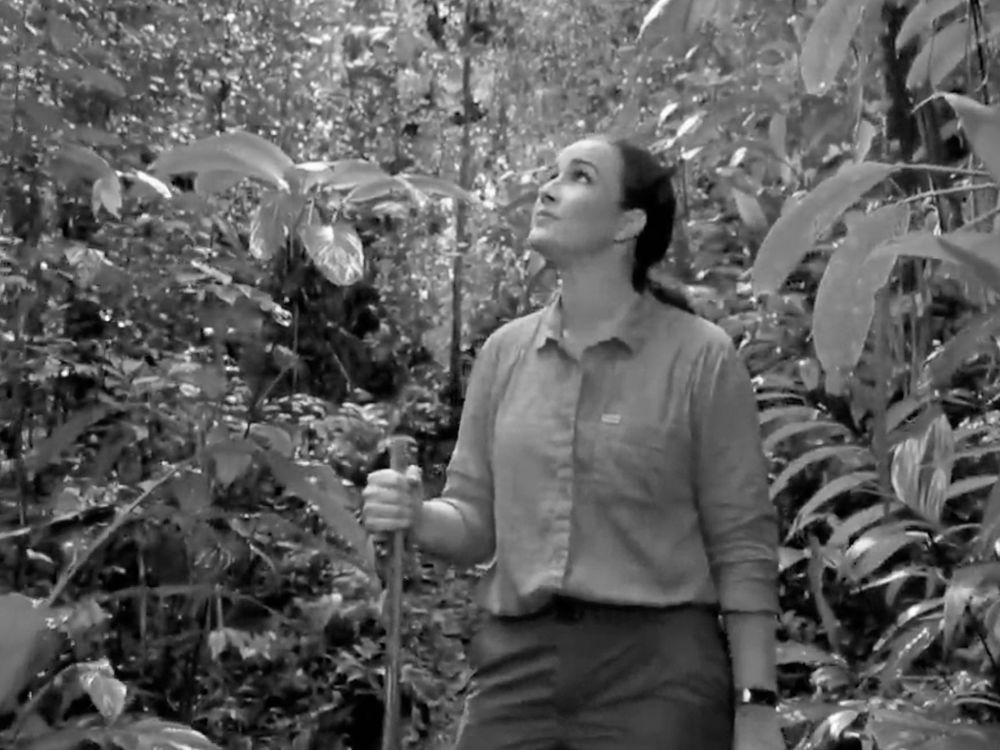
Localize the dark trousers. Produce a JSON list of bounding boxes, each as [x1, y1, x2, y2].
[[453, 598, 734, 750]]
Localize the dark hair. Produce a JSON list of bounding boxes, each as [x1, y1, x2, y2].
[[609, 138, 695, 314]]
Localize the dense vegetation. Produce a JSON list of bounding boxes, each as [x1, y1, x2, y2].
[[3, 0, 1000, 748]]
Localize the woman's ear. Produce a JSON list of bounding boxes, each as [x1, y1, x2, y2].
[[615, 207, 647, 243]]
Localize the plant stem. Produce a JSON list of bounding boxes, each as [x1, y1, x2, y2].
[[45, 467, 181, 606]]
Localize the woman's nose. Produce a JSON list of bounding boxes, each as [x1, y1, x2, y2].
[[539, 181, 557, 205]]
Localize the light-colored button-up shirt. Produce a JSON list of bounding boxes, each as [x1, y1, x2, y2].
[[439, 291, 780, 618]]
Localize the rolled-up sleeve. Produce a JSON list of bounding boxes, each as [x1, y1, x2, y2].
[[691, 338, 780, 615], [438, 332, 502, 563]]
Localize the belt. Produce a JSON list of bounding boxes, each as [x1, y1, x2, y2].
[[497, 595, 705, 623]]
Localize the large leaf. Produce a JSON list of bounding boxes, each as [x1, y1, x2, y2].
[[299, 220, 364, 286], [636, 0, 718, 53], [799, 0, 868, 95], [150, 131, 293, 192], [107, 717, 221, 750], [906, 13, 1000, 90], [249, 191, 290, 261], [897, 0, 965, 51], [402, 173, 479, 204], [91, 173, 122, 218], [50, 144, 118, 185], [812, 204, 909, 383], [344, 175, 421, 204], [977, 478, 1000, 557], [942, 93, 1000, 182], [867, 230, 1000, 296], [0, 594, 52, 711], [789, 471, 880, 538], [326, 159, 392, 190], [770, 444, 872, 500], [843, 523, 925, 582], [78, 659, 127, 722], [751, 162, 896, 295], [942, 562, 1000, 651], [265, 454, 376, 575]]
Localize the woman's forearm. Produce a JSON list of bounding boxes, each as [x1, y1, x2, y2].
[[723, 611, 778, 692], [414, 497, 494, 568]]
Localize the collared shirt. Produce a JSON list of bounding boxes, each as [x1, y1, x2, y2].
[[439, 291, 780, 617]]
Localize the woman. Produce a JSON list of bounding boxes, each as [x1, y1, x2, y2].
[[362, 135, 784, 750]]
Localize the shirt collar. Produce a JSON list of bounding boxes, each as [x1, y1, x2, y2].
[[533, 290, 654, 353]]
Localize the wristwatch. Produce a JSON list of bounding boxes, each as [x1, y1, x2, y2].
[[735, 687, 778, 707]]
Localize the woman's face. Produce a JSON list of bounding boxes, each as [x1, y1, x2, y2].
[[527, 138, 633, 265]]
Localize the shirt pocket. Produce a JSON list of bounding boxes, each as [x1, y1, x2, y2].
[[588, 419, 692, 504]]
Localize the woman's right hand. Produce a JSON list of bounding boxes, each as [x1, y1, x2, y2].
[[361, 466, 424, 533]]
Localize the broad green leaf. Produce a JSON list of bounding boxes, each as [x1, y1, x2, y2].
[[758, 404, 819, 427], [730, 188, 769, 231], [812, 204, 909, 381], [879, 620, 939, 687], [751, 161, 896, 295], [762, 418, 851, 454], [0, 594, 51, 711], [327, 159, 391, 190], [50, 144, 118, 185], [150, 131, 293, 192], [828, 504, 888, 547], [770, 444, 872, 500], [942, 93, 1000, 182], [299, 220, 364, 286], [402, 173, 479, 204], [907, 13, 1000, 90], [942, 562, 1000, 651], [78, 659, 127, 722], [945, 474, 997, 500], [843, 523, 925, 582], [249, 191, 289, 261], [208, 441, 255, 487], [193, 170, 245, 196], [92, 173, 122, 218], [637, 0, 719, 53], [873, 597, 943, 652], [248, 423, 294, 457], [799, 0, 868, 95], [897, 0, 965, 51], [266, 454, 375, 574], [977, 478, 1000, 556], [290, 161, 336, 192], [108, 717, 221, 750], [776, 641, 842, 666], [345, 175, 421, 204], [789, 471, 879, 538], [868, 230, 1000, 297]]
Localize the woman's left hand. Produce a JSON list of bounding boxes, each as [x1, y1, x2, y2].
[[734, 705, 785, 750]]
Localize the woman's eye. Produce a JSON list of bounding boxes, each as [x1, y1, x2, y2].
[[571, 169, 591, 183]]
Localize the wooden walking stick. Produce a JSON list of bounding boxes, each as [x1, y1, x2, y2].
[[381, 435, 414, 750]]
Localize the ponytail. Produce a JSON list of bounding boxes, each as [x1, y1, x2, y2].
[[612, 139, 696, 315]]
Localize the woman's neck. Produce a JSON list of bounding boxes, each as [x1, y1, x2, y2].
[[558, 264, 639, 337]]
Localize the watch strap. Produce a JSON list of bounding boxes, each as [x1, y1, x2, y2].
[[735, 687, 778, 707]]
